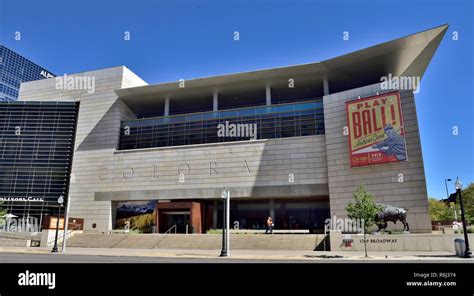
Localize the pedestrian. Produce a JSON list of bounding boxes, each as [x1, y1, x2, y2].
[[265, 216, 273, 234]]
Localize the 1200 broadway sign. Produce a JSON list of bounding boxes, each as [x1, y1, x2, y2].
[[346, 92, 407, 167]]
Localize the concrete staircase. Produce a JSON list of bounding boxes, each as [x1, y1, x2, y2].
[[67, 233, 329, 250], [0, 232, 41, 247], [0, 238, 31, 247]]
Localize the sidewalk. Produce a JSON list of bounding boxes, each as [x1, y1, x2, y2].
[[0, 246, 471, 262]]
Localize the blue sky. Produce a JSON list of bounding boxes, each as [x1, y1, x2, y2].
[[0, 0, 472, 199]]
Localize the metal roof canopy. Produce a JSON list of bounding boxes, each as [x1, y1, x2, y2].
[[116, 24, 448, 115]]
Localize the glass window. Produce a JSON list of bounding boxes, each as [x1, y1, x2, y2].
[[119, 99, 324, 150]]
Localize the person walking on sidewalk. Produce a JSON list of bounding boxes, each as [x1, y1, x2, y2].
[[265, 216, 274, 234]]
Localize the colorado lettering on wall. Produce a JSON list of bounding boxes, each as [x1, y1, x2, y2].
[[345, 92, 407, 167]]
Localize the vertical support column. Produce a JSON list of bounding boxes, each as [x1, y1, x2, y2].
[[213, 199, 218, 229], [156, 209, 160, 233], [164, 97, 170, 116], [269, 199, 275, 219], [190, 202, 202, 234], [110, 201, 117, 230], [266, 85, 272, 106], [213, 91, 219, 111], [323, 78, 330, 96]]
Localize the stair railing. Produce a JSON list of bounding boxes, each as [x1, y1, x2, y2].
[[151, 224, 176, 249], [110, 225, 138, 248], [47, 223, 82, 246]]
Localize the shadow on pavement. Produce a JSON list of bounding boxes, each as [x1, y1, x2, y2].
[[414, 254, 458, 258], [304, 255, 345, 259]]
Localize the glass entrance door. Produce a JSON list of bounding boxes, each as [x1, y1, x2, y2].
[[164, 211, 190, 233]]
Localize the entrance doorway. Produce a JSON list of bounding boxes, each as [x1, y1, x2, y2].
[[156, 201, 202, 233], [163, 211, 190, 233]]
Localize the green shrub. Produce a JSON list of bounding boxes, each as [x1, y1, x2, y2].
[[206, 228, 223, 234], [454, 226, 474, 234]]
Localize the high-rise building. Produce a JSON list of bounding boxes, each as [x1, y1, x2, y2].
[[0, 45, 55, 101]]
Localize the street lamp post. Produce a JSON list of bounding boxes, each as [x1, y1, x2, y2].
[[220, 189, 230, 257], [454, 178, 471, 258], [51, 196, 64, 253], [61, 197, 71, 252], [444, 178, 451, 199], [445, 178, 457, 221]]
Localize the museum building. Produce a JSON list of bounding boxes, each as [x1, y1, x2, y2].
[[0, 25, 448, 233]]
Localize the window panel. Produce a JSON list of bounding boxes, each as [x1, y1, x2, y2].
[[119, 99, 324, 150]]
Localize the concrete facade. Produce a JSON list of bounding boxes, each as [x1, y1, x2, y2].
[[19, 67, 330, 231], [323, 84, 431, 232], [19, 70, 429, 232], [19, 66, 148, 230]]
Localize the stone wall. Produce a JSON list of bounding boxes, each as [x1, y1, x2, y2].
[[323, 84, 431, 232]]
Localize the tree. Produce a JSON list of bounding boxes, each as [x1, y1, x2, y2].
[[461, 183, 474, 224], [429, 198, 452, 221], [429, 181, 473, 224], [346, 185, 381, 233], [346, 185, 381, 258]]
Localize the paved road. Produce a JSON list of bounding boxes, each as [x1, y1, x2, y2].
[[0, 252, 472, 263], [0, 252, 313, 263]]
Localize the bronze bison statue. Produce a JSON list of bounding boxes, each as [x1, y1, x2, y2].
[[375, 204, 409, 232]]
